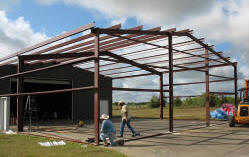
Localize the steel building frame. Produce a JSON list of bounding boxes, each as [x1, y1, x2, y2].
[[0, 23, 237, 145]]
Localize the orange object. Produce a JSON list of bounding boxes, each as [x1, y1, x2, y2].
[[229, 80, 249, 127]]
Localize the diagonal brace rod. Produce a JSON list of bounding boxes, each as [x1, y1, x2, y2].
[[102, 51, 161, 75]]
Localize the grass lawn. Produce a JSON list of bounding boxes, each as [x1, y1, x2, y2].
[[113, 106, 217, 120], [0, 134, 126, 157]]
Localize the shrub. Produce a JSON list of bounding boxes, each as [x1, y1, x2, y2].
[[148, 95, 160, 108], [174, 97, 182, 107]]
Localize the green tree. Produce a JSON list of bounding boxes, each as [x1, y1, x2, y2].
[[174, 97, 182, 107], [183, 98, 193, 107], [148, 95, 160, 108], [181, 93, 236, 107]]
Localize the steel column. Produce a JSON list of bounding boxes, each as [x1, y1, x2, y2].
[[17, 58, 24, 132], [234, 63, 238, 107], [160, 73, 164, 119], [168, 33, 174, 132], [205, 49, 210, 127], [94, 32, 100, 145]]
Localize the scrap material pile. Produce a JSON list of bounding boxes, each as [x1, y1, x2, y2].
[[210, 104, 235, 120]]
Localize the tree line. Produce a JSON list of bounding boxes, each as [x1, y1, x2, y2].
[[113, 93, 236, 108]]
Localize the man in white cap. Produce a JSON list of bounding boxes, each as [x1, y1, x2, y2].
[[118, 101, 140, 137], [100, 114, 118, 146]]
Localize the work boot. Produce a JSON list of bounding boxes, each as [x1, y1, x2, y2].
[[131, 132, 140, 137], [103, 143, 109, 147]]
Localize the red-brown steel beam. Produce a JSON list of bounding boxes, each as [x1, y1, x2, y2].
[[172, 59, 234, 73], [105, 47, 207, 68], [99, 38, 204, 65], [116, 38, 204, 58], [24, 33, 94, 59], [51, 25, 148, 64], [94, 32, 100, 145], [103, 59, 210, 76], [148, 56, 228, 72], [103, 87, 169, 92], [99, 26, 158, 50], [89, 46, 209, 72], [209, 74, 234, 80], [99, 47, 219, 75], [17, 57, 24, 132], [184, 33, 231, 64], [98, 28, 176, 53], [163, 78, 235, 86], [79, 30, 194, 70], [105, 62, 214, 77], [234, 63, 238, 107], [8, 24, 125, 66], [112, 72, 154, 80], [173, 57, 227, 67], [160, 73, 164, 119], [124, 133, 164, 142], [205, 49, 210, 127], [43, 26, 158, 65], [0, 56, 95, 81], [109, 62, 235, 78], [147, 65, 168, 70], [102, 51, 160, 75], [92, 27, 179, 36], [168, 32, 174, 133], [0, 23, 94, 65], [164, 95, 201, 98], [104, 32, 225, 63], [111, 61, 236, 80], [101, 33, 195, 55], [166, 63, 234, 73], [210, 92, 235, 95], [104, 33, 225, 65], [20, 51, 95, 61], [24, 24, 125, 65], [144, 53, 224, 68], [103, 69, 147, 76], [0, 86, 94, 97]]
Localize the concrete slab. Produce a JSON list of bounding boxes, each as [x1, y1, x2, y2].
[[24, 119, 249, 157]]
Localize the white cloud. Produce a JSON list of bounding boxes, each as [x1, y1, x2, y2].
[[65, 0, 215, 24], [111, 18, 127, 26], [0, 10, 49, 58], [32, 0, 249, 101], [39, 0, 248, 61]]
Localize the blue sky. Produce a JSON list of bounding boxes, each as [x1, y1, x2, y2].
[[0, 0, 248, 102], [6, 1, 105, 36], [5, 0, 140, 36]]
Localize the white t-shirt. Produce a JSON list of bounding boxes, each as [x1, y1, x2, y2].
[[121, 105, 131, 120]]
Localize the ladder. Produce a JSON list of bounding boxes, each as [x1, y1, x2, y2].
[[24, 95, 38, 131]]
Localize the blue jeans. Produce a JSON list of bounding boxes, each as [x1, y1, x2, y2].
[[120, 119, 136, 136], [100, 133, 117, 146]]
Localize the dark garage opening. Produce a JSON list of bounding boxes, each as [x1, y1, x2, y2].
[[10, 79, 72, 121]]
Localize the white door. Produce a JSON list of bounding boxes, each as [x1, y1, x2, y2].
[[0, 99, 4, 130], [0, 97, 10, 131]]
